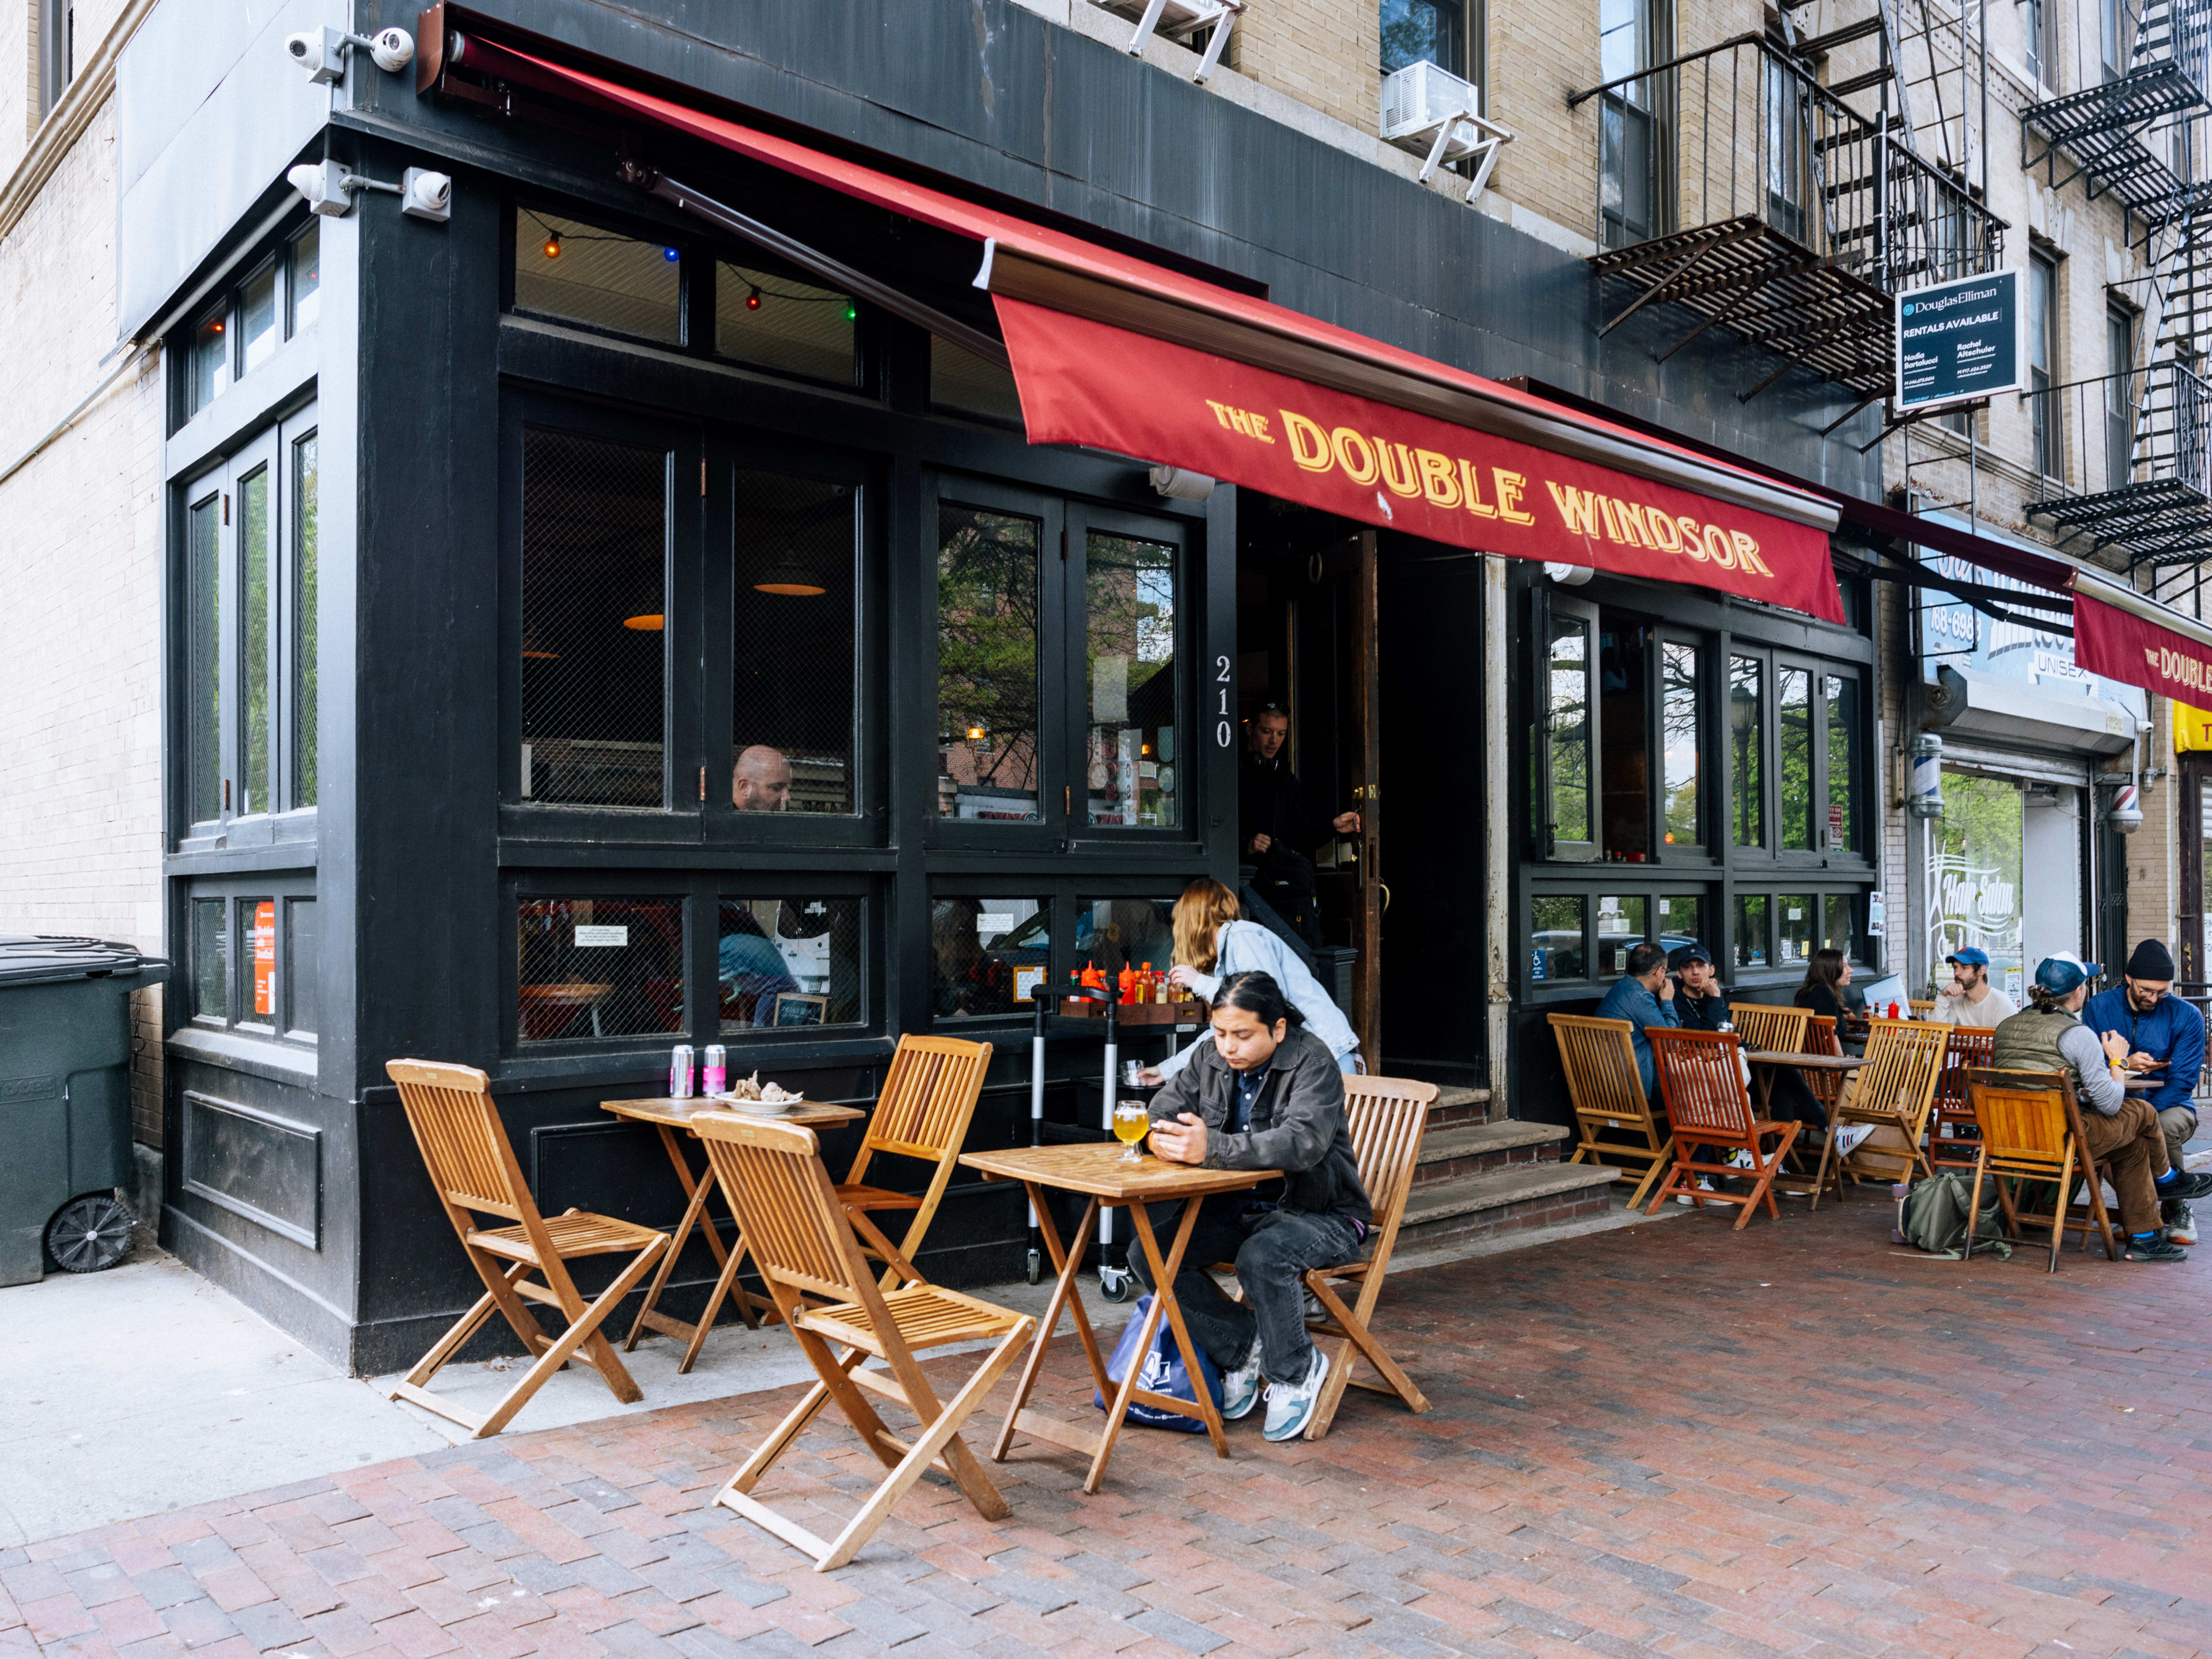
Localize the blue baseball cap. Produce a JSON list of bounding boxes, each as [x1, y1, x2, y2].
[[2032, 952, 2101, 995], [1945, 947, 1991, 968]]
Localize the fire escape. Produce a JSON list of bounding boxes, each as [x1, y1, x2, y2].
[[1567, 6, 2002, 422], [2021, 0, 2212, 570]]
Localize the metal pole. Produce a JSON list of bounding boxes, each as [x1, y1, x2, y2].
[[1025, 993, 1047, 1285], [1484, 556, 1512, 1108], [1097, 995, 1128, 1299]]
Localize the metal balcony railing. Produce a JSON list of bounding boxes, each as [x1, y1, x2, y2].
[[2024, 0, 2211, 217], [1569, 35, 2003, 404], [2021, 359, 2212, 565]]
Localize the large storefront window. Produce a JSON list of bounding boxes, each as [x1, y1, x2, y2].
[[1085, 531, 1180, 828], [1661, 641, 1702, 847], [1929, 771, 2025, 1002], [937, 503, 1045, 822], [732, 471, 858, 814], [1728, 654, 1762, 846], [931, 897, 1047, 1020], [1538, 601, 1595, 856], [718, 897, 861, 1029], [517, 898, 685, 1041]]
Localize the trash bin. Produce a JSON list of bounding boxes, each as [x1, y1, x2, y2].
[[0, 937, 170, 1286]]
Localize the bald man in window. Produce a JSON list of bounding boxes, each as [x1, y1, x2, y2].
[[733, 745, 792, 811]]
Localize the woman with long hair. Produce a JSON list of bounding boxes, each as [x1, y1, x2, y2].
[[1140, 877, 1360, 1081], [1793, 946, 1853, 1022]]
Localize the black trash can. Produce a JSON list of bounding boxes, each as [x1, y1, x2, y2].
[[0, 937, 170, 1285]]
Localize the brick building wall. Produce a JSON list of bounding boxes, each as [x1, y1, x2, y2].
[[0, 63, 167, 1151], [1225, 0, 1379, 139]]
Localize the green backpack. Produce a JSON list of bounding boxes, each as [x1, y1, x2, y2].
[[1892, 1172, 2011, 1260]]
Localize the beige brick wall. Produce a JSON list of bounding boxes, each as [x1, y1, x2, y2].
[[1227, 0, 1378, 135], [0, 93, 168, 1146]]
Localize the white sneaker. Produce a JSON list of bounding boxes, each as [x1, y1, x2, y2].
[[1219, 1338, 1264, 1421], [2168, 1201, 2199, 1247], [1726, 1150, 1756, 1171], [1262, 1347, 1329, 1442], [1675, 1176, 1717, 1205]]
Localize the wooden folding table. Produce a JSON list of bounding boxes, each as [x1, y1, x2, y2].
[[958, 1142, 1277, 1495], [601, 1095, 865, 1370]]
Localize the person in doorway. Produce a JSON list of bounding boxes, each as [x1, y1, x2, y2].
[[1933, 946, 2017, 1029], [1994, 951, 2212, 1262], [732, 745, 793, 811], [1593, 941, 1678, 1099], [1136, 971, 1370, 1443], [1139, 878, 1361, 1083], [1240, 703, 1362, 959], [2081, 939, 2206, 1244], [1665, 942, 1730, 1033]]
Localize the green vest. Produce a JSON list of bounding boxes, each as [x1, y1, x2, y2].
[[1990, 1006, 2080, 1083]]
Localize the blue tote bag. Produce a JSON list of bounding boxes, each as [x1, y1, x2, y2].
[[1093, 1295, 1224, 1433]]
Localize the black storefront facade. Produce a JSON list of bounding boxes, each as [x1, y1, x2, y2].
[[145, 0, 1885, 1373]]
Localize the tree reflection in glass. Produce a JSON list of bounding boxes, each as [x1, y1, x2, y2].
[[1729, 656, 1762, 847], [1779, 668, 1812, 850], [1661, 641, 1700, 846], [937, 506, 1043, 821], [1085, 532, 1177, 828], [1545, 615, 1592, 847]]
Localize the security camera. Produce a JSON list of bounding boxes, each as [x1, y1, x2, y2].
[[369, 28, 415, 72], [285, 28, 343, 84], [400, 168, 451, 223], [287, 161, 354, 217]]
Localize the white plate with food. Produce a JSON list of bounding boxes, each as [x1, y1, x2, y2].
[[713, 1074, 805, 1114]]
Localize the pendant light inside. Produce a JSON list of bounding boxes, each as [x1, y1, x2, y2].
[[622, 613, 665, 630], [753, 555, 825, 597]]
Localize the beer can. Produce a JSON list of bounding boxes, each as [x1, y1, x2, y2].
[[669, 1044, 695, 1099], [703, 1043, 728, 1096]]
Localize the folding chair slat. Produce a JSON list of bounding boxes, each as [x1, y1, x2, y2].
[[1728, 1004, 1811, 1057], [1549, 1013, 1672, 1209], [836, 1035, 992, 1291], [1828, 1018, 1952, 1190], [1646, 1028, 1794, 1229], [1964, 1067, 2121, 1270]]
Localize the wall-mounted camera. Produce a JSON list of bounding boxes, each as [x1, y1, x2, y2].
[[285, 25, 414, 84], [285, 161, 452, 224]]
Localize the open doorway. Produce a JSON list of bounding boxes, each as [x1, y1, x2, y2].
[[1234, 497, 1488, 1085]]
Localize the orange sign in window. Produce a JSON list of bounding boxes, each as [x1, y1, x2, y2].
[[252, 901, 276, 1018]]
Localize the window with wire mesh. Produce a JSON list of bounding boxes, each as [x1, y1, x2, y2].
[[931, 335, 1024, 426], [517, 898, 685, 1042], [732, 472, 857, 815], [1085, 532, 1179, 828], [520, 428, 669, 807], [937, 505, 1044, 821], [931, 897, 1047, 1020], [718, 897, 862, 1031], [513, 209, 682, 344], [1075, 897, 1177, 983], [715, 263, 856, 384]]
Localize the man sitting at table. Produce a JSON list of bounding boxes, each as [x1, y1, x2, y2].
[[1593, 942, 1678, 1098], [1933, 946, 2016, 1029], [1139, 970, 1370, 1444], [2082, 939, 2206, 1245], [1993, 952, 2212, 1262]]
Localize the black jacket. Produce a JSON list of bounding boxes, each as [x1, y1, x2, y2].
[[1240, 750, 1339, 893], [1147, 1025, 1370, 1225], [1673, 988, 1732, 1033]]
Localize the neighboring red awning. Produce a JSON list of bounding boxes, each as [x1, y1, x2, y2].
[[450, 35, 1848, 622], [2073, 574, 2212, 704]]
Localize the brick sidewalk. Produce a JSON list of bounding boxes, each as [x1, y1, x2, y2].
[[6, 1202, 2209, 1659]]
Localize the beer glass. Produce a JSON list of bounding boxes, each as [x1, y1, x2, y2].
[[1112, 1099, 1150, 1162]]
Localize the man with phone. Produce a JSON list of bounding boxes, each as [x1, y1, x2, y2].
[[2082, 940, 2205, 1244]]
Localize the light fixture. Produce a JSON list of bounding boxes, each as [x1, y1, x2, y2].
[[753, 555, 825, 597], [745, 285, 763, 310], [622, 612, 665, 631], [521, 627, 559, 661], [663, 247, 680, 262], [966, 726, 987, 743], [543, 233, 562, 259]]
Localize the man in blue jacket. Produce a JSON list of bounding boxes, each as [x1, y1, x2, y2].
[[1593, 942, 1679, 1098], [2083, 940, 2205, 1244]]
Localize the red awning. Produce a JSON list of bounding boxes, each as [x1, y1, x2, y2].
[[447, 36, 1855, 620], [2072, 574, 2212, 704]]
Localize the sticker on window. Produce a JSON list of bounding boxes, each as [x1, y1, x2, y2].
[[574, 924, 630, 948], [253, 902, 276, 1018], [1787, 908, 1802, 920], [1013, 964, 1046, 1003]]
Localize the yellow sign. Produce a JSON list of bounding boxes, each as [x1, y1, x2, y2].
[[2175, 700, 2212, 753]]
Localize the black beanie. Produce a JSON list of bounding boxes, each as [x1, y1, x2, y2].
[[2126, 938, 2177, 979]]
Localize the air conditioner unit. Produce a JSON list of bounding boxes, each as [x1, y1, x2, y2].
[[1380, 60, 1514, 202], [1093, 0, 1247, 84]]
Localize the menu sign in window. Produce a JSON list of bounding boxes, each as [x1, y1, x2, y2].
[[252, 901, 276, 1018], [1895, 271, 2021, 411]]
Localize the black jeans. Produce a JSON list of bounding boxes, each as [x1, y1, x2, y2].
[[1126, 1195, 1359, 1385]]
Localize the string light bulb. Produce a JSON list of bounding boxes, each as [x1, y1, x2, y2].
[[542, 232, 562, 259], [745, 285, 763, 310]]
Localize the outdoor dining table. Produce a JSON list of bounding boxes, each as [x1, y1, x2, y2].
[[600, 1094, 866, 1369], [1742, 1048, 1870, 1113], [957, 1141, 1278, 1495]]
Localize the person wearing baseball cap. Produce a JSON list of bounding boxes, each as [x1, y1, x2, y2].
[[1933, 946, 2016, 1030], [1993, 952, 2212, 1262], [2082, 939, 2206, 1244], [1665, 942, 1730, 1035]]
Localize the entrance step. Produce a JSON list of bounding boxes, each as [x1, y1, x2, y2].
[[1425, 1085, 1490, 1128], [1392, 1161, 1620, 1251], [1411, 1119, 1569, 1188]]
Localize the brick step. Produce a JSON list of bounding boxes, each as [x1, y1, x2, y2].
[[1425, 1085, 1490, 1128], [1410, 1120, 1569, 1188], [1391, 1161, 1620, 1250]]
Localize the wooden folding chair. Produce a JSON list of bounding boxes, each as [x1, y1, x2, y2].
[[690, 1112, 1033, 1572], [666, 1034, 991, 1372], [1823, 1016, 1953, 1194], [384, 1060, 671, 1439], [1645, 1028, 1797, 1229], [1550, 1013, 1674, 1208], [1299, 1074, 1437, 1440], [1908, 999, 1936, 1018], [1728, 1002, 1810, 1056], [1929, 1028, 1995, 1170], [1964, 1067, 2120, 1271]]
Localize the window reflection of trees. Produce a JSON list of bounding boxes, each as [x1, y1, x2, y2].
[[1546, 618, 1591, 843], [937, 506, 1043, 820], [1729, 656, 1762, 847], [1778, 668, 1812, 850], [1085, 533, 1177, 828], [1661, 642, 1699, 845]]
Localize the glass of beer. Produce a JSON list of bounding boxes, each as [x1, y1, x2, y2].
[[1112, 1099, 1150, 1162]]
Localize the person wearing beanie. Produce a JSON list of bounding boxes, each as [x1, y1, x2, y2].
[[1998, 953, 2212, 1262], [2082, 938, 2206, 1244]]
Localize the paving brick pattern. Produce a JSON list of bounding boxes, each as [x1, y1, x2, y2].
[[6, 1203, 2209, 1658]]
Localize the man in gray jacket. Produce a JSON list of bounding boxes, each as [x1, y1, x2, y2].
[[1991, 952, 2212, 1263], [1135, 970, 1370, 1442]]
